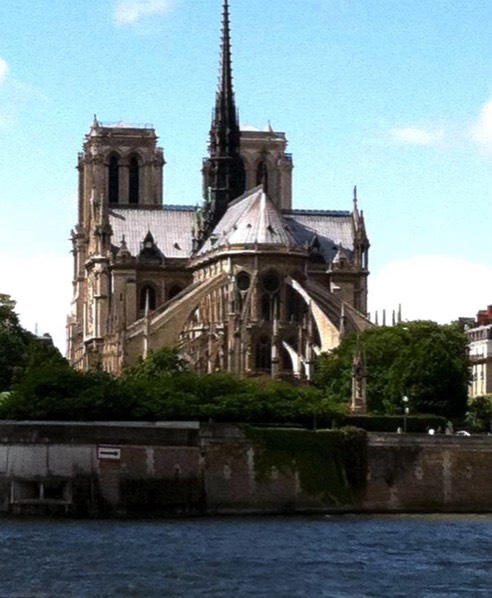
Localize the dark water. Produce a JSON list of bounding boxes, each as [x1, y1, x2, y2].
[[0, 515, 491, 597]]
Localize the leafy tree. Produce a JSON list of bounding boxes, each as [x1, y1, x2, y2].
[[2, 357, 139, 421], [123, 347, 189, 380], [0, 294, 35, 391], [316, 321, 470, 419], [466, 394, 492, 433], [122, 350, 345, 424], [0, 293, 21, 331]]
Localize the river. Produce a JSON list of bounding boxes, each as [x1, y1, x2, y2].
[[1, 515, 491, 597]]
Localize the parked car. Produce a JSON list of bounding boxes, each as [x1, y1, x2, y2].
[[455, 430, 471, 436]]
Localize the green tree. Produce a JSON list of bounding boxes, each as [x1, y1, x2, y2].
[[123, 347, 189, 380], [466, 394, 492, 433], [2, 356, 138, 421], [0, 294, 34, 391], [316, 321, 470, 419]]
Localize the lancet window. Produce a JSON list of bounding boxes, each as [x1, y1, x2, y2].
[[129, 155, 140, 204], [256, 160, 268, 192], [108, 154, 120, 204], [139, 285, 157, 311], [168, 285, 183, 300], [261, 271, 281, 321], [255, 335, 272, 372]]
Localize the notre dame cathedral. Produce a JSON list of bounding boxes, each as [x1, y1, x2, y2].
[[67, 0, 371, 380]]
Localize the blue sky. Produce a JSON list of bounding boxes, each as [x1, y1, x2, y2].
[[0, 0, 491, 351]]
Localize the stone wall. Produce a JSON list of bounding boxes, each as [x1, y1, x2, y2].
[[366, 433, 492, 512], [0, 422, 491, 516]]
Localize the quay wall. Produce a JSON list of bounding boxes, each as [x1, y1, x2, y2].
[[0, 422, 491, 516]]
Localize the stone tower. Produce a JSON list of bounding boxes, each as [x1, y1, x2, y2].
[[240, 127, 293, 210], [67, 119, 166, 369]]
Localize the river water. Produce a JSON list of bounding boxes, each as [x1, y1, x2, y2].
[[0, 515, 491, 597]]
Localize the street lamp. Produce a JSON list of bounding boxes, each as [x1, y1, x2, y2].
[[402, 395, 409, 433]]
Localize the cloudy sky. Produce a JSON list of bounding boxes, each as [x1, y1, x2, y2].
[[0, 0, 490, 351]]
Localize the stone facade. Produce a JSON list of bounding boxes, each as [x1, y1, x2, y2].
[[67, 0, 371, 377]]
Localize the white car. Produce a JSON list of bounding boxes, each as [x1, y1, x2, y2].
[[455, 430, 471, 436]]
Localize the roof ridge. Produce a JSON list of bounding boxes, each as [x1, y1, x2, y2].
[[110, 205, 195, 212], [285, 208, 351, 216]]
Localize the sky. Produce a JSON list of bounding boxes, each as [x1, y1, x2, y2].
[[0, 0, 490, 352]]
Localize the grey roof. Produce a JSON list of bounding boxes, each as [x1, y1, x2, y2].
[[108, 198, 355, 264], [198, 187, 299, 255], [284, 210, 355, 262], [109, 206, 195, 259]]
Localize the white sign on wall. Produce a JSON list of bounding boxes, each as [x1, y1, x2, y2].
[[97, 446, 121, 461]]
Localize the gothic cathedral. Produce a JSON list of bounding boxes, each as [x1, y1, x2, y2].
[[67, 0, 371, 380]]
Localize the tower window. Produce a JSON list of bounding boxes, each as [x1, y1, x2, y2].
[[256, 160, 268, 192], [129, 156, 140, 204], [108, 155, 119, 204], [139, 285, 156, 311], [168, 285, 183, 300]]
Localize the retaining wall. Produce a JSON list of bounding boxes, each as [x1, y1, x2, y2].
[[0, 422, 491, 516]]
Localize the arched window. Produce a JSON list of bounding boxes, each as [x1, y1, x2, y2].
[[261, 271, 280, 321], [235, 271, 251, 313], [281, 344, 293, 371], [108, 155, 119, 204], [129, 155, 140, 204], [286, 286, 307, 323], [168, 285, 183, 300], [256, 160, 268, 192], [139, 285, 156, 311], [255, 335, 272, 372]]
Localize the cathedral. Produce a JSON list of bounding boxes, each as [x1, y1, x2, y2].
[[67, 0, 371, 380]]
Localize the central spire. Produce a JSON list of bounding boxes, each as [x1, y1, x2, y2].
[[199, 0, 245, 244], [212, 0, 240, 159], [219, 0, 234, 122]]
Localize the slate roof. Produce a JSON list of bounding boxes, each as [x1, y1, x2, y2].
[[197, 187, 355, 264], [108, 196, 355, 264], [109, 206, 195, 259], [197, 186, 299, 255], [284, 210, 355, 262]]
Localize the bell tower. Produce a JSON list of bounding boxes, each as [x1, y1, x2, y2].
[[68, 117, 165, 369], [240, 127, 294, 210], [77, 116, 165, 218]]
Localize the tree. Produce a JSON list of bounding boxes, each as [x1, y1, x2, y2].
[[0, 293, 21, 330], [466, 394, 492, 433], [0, 294, 33, 391], [316, 321, 470, 419], [123, 347, 189, 380]]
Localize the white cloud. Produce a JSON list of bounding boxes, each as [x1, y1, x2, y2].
[[389, 126, 443, 146], [0, 58, 8, 85], [114, 0, 176, 25], [0, 75, 47, 129], [370, 256, 492, 324], [0, 254, 72, 354], [470, 98, 492, 155]]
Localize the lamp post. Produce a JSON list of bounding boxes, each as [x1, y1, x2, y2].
[[402, 395, 409, 433]]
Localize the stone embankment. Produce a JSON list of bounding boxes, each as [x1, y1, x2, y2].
[[0, 422, 491, 516]]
